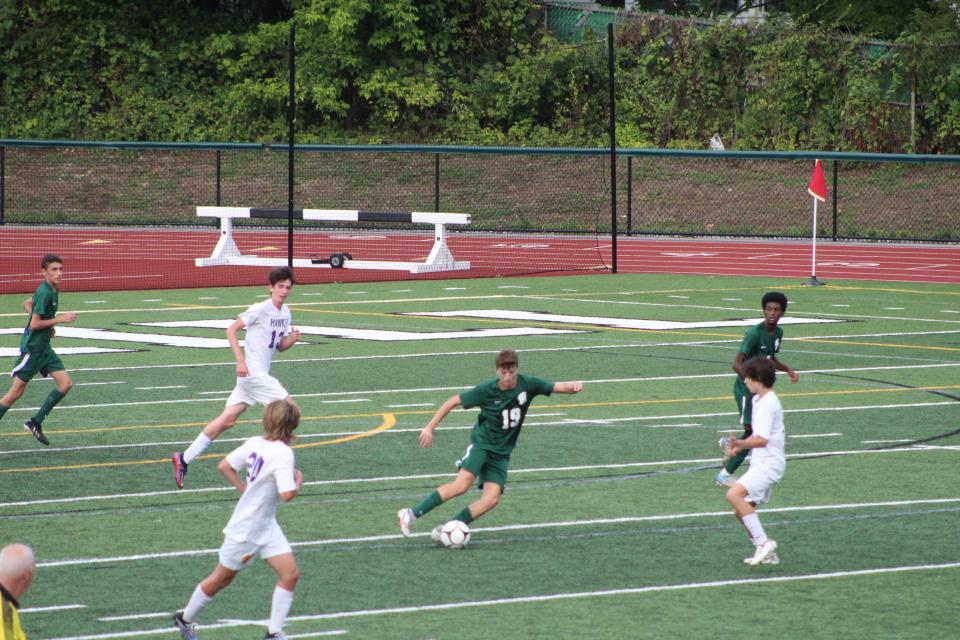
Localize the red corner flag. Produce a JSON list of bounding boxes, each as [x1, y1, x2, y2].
[[808, 159, 827, 202]]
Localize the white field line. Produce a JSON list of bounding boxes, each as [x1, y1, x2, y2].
[[2, 398, 957, 471], [521, 296, 960, 325], [21, 604, 86, 614], [43, 563, 960, 639], [2, 362, 959, 415], [33, 497, 960, 570], [2, 394, 956, 458]]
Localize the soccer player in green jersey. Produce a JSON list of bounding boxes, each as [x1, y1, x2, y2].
[[397, 349, 583, 540], [716, 291, 797, 487], [0, 255, 77, 446]]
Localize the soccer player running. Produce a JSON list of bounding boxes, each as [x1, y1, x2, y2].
[[397, 349, 583, 541], [172, 266, 299, 489], [0, 254, 77, 446], [716, 291, 798, 487], [724, 356, 785, 566], [173, 399, 303, 640]]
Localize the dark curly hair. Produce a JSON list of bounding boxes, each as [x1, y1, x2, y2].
[[761, 291, 788, 311]]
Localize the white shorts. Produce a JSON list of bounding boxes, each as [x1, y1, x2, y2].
[[226, 373, 288, 408], [218, 525, 292, 571], [737, 462, 784, 506]]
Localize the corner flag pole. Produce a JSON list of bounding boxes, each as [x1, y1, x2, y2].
[[803, 159, 827, 286]]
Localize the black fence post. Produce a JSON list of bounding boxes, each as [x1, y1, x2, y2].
[[216, 149, 222, 229], [626, 156, 633, 235], [434, 153, 440, 212], [0, 146, 5, 225], [832, 160, 839, 241], [607, 23, 617, 273]]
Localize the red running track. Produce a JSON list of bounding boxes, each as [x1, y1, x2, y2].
[[0, 226, 957, 293]]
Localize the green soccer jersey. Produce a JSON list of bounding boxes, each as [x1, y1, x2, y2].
[[733, 321, 783, 395], [459, 374, 555, 456], [20, 279, 58, 352]]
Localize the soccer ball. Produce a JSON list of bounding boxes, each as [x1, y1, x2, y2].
[[438, 520, 471, 549]]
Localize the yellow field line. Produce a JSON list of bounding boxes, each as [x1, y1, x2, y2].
[[796, 337, 960, 353], [0, 414, 397, 474]]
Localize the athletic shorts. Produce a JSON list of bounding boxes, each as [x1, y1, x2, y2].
[[11, 349, 64, 382], [218, 525, 292, 571], [226, 373, 288, 408], [456, 444, 510, 490], [737, 461, 785, 506]]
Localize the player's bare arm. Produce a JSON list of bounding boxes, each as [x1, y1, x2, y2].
[[29, 310, 77, 331], [772, 357, 799, 383], [218, 458, 246, 494], [419, 394, 462, 448], [553, 381, 583, 394], [225, 318, 248, 377], [277, 327, 300, 351], [280, 469, 303, 502], [732, 351, 748, 377]]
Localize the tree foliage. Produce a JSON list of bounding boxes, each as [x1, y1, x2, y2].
[[1, 0, 960, 151]]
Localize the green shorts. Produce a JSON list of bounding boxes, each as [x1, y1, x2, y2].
[[456, 444, 510, 490], [12, 349, 64, 382], [733, 384, 754, 432]]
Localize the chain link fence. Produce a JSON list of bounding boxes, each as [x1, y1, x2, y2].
[[0, 140, 957, 292]]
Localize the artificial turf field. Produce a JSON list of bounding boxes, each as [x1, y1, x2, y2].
[[1, 272, 958, 639]]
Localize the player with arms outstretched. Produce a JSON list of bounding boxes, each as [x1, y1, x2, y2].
[[397, 349, 583, 541], [173, 399, 303, 640], [173, 266, 299, 488]]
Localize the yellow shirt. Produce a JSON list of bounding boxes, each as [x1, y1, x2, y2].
[[0, 585, 26, 640]]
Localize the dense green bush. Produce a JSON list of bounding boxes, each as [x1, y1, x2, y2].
[[1, 1, 958, 151]]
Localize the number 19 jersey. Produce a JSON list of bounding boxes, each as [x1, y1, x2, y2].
[[460, 374, 554, 456]]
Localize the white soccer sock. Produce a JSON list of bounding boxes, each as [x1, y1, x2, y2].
[[183, 433, 213, 465], [268, 585, 295, 633], [742, 512, 768, 545], [183, 584, 213, 622]]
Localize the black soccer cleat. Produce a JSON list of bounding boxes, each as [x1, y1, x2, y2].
[[173, 611, 198, 640], [24, 419, 49, 446], [172, 451, 188, 489]]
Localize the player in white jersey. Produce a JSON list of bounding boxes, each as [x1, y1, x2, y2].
[[724, 356, 786, 566], [172, 267, 300, 489], [173, 399, 303, 640]]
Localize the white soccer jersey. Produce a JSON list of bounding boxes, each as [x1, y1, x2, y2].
[[222, 436, 297, 546], [238, 299, 291, 376], [749, 390, 786, 471]]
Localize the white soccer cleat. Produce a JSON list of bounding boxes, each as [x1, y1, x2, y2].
[[397, 508, 416, 537], [715, 469, 735, 487], [743, 551, 780, 565], [431, 525, 444, 545], [748, 539, 778, 566]]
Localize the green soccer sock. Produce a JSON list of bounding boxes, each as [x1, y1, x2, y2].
[[453, 507, 474, 525], [32, 389, 66, 425], [0, 403, 8, 421], [724, 448, 750, 474], [412, 490, 444, 518]]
